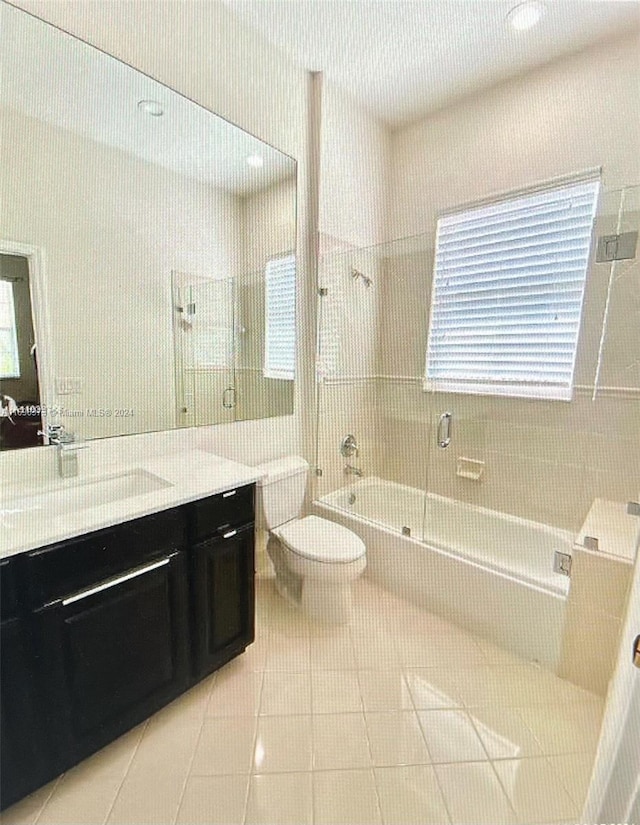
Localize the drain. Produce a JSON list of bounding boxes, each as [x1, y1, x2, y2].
[[348, 493, 356, 506]]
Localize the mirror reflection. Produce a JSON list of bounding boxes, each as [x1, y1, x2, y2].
[[0, 3, 297, 450]]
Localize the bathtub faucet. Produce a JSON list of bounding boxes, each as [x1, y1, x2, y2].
[[344, 464, 364, 477]]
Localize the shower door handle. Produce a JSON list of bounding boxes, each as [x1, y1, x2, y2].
[[437, 412, 452, 449], [222, 386, 236, 409]]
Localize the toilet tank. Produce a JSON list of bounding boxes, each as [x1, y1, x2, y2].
[[255, 456, 309, 530]]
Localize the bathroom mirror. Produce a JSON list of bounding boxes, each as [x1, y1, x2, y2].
[[0, 3, 297, 450]]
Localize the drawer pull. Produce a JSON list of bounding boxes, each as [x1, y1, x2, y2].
[[62, 556, 173, 606], [222, 529, 237, 539], [222, 489, 237, 498]]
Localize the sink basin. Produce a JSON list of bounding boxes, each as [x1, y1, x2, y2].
[[2, 469, 172, 516]]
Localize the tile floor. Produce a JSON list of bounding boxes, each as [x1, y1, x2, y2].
[[2, 577, 604, 825]]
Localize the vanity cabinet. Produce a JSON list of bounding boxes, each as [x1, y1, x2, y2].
[[0, 484, 255, 811], [189, 488, 255, 679], [0, 561, 51, 808]]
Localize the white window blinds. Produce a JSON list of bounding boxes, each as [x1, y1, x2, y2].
[[0, 280, 20, 379], [264, 254, 296, 380], [424, 177, 600, 400]]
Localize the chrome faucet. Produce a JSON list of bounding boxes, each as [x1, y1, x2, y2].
[[39, 424, 88, 477], [344, 464, 364, 478]]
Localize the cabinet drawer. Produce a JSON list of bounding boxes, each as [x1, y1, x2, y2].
[[188, 484, 254, 542], [25, 508, 186, 607]]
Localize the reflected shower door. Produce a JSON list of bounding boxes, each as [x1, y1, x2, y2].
[[173, 277, 236, 426]]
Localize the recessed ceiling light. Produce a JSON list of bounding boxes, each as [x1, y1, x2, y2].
[[507, 1, 545, 31], [137, 99, 164, 117], [246, 154, 264, 168]]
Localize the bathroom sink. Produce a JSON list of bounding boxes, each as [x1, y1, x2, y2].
[[2, 470, 172, 516]]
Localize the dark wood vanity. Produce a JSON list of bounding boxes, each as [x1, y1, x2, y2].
[[0, 484, 255, 810]]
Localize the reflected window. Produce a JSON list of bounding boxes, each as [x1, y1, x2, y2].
[[264, 254, 296, 380], [0, 279, 20, 379]]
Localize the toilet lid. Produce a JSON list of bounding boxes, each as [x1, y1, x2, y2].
[[277, 515, 366, 563]]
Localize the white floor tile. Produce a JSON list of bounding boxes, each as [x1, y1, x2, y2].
[[312, 713, 372, 770], [309, 635, 358, 670], [245, 772, 313, 825], [176, 775, 249, 824], [358, 669, 414, 712], [516, 702, 602, 755], [191, 717, 257, 775], [265, 636, 310, 671], [546, 752, 595, 808], [260, 671, 312, 716], [494, 757, 579, 823], [253, 715, 313, 773], [106, 773, 185, 825], [206, 670, 263, 717], [374, 765, 451, 825], [417, 709, 489, 763], [313, 769, 382, 825], [366, 712, 431, 767], [403, 668, 463, 710], [468, 707, 544, 760], [35, 773, 121, 825], [312, 670, 363, 713], [435, 762, 516, 825]]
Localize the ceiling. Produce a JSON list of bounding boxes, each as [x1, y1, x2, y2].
[[0, 2, 295, 195], [225, 0, 640, 126]]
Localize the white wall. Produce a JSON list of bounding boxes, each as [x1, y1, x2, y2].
[[388, 33, 640, 238], [2, 0, 310, 483], [319, 82, 389, 251]]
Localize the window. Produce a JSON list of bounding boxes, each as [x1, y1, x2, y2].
[[424, 176, 600, 400], [0, 279, 20, 379], [264, 254, 296, 380]]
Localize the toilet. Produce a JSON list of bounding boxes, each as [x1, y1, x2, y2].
[[255, 456, 366, 624]]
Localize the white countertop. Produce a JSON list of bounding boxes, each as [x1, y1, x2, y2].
[[0, 449, 262, 559], [574, 498, 640, 563]]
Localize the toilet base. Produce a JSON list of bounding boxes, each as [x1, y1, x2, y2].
[[266, 532, 364, 626], [301, 579, 353, 624]]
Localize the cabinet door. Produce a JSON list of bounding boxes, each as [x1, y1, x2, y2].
[[192, 524, 255, 680], [0, 616, 51, 810], [34, 551, 189, 770]]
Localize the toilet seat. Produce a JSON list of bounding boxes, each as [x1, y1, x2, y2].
[[276, 515, 365, 564]]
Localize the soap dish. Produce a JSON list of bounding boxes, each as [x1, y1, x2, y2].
[[456, 456, 485, 481]]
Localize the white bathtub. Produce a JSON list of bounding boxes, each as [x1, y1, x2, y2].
[[314, 477, 574, 669]]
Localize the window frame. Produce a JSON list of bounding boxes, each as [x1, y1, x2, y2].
[[0, 278, 21, 380], [423, 172, 601, 402]]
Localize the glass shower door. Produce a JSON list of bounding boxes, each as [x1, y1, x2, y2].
[[314, 237, 431, 539], [173, 276, 237, 426], [420, 181, 640, 564]]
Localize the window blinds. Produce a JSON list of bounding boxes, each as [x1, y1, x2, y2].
[[264, 254, 296, 380], [424, 177, 600, 400]]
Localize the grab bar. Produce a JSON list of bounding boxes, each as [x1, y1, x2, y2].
[[437, 411, 452, 449]]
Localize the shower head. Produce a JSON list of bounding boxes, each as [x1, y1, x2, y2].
[[351, 268, 373, 288]]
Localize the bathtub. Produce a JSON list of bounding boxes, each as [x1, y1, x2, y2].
[[313, 476, 574, 669]]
